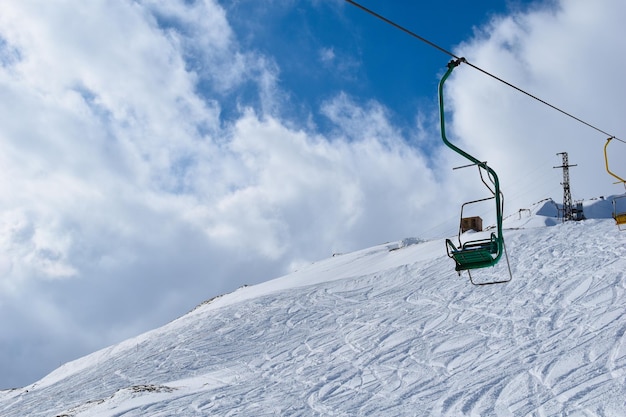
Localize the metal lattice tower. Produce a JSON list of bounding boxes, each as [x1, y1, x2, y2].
[[553, 152, 577, 221]]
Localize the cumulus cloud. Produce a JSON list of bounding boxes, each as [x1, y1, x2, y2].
[[447, 0, 626, 213]]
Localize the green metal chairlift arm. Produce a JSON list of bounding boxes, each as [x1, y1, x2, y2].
[[438, 58, 504, 270]]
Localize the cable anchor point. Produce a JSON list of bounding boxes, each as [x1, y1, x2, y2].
[[448, 57, 466, 69]]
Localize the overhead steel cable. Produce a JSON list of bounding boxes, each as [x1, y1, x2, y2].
[[344, 0, 459, 60], [344, 0, 624, 144]]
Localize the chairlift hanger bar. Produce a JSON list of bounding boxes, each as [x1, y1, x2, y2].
[[453, 161, 488, 170], [604, 137, 626, 185], [344, 0, 624, 144]]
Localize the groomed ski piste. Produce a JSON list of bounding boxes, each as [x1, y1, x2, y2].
[[1, 197, 625, 416]]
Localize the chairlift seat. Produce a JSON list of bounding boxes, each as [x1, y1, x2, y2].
[[615, 212, 626, 225], [446, 234, 500, 272]]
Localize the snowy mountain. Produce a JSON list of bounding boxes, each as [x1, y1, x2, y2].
[[1, 197, 625, 416]]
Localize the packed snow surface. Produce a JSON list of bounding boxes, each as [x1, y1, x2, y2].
[[1, 198, 626, 416]]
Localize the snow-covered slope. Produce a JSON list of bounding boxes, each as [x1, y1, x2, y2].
[[2, 198, 626, 416]]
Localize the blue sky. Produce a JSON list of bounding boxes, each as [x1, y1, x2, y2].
[[219, 0, 543, 131], [0, 0, 624, 389], [217, 0, 545, 129]]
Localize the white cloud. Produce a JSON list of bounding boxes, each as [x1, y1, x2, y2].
[[196, 103, 444, 261], [319, 46, 335, 63], [445, 0, 626, 215]]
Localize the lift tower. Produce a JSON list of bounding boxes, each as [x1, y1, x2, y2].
[[553, 152, 578, 221]]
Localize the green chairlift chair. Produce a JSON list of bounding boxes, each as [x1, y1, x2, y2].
[[438, 58, 512, 285]]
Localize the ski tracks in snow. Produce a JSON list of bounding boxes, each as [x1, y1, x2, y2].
[[3, 220, 626, 416]]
